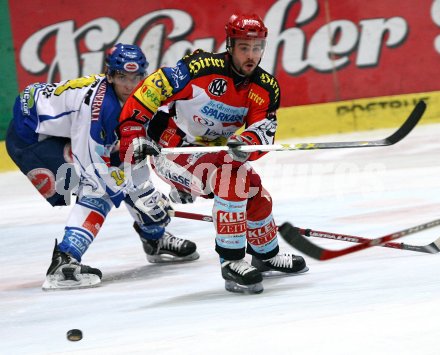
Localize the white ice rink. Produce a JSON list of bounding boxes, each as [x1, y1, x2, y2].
[[1, 122, 440, 355]]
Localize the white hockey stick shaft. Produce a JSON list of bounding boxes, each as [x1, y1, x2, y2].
[[156, 101, 425, 155], [160, 144, 288, 155]]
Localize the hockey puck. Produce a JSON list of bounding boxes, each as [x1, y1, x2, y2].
[[66, 329, 83, 341]]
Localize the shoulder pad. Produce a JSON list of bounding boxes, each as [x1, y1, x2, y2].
[[254, 67, 281, 105], [182, 51, 227, 77], [182, 48, 206, 60]]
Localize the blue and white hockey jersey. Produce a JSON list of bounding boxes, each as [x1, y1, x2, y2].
[[12, 74, 129, 206]]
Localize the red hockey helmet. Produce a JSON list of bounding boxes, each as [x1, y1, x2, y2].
[[225, 13, 268, 50]]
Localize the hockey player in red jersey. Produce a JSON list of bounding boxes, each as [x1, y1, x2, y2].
[[6, 44, 199, 290], [118, 14, 308, 293]]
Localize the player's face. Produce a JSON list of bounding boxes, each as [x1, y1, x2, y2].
[[108, 72, 145, 103], [230, 39, 265, 76]]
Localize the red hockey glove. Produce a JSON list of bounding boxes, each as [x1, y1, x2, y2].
[[226, 135, 253, 163], [118, 120, 150, 164]]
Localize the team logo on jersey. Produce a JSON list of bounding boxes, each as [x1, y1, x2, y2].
[[124, 62, 139, 72], [27, 168, 56, 199], [192, 115, 214, 127], [208, 78, 227, 97]]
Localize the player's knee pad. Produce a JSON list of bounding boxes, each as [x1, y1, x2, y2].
[[247, 187, 272, 221]]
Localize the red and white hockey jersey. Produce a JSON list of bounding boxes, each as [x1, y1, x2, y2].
[[119, 49, 280, 161]]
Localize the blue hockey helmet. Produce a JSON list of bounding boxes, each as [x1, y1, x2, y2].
[[105, 43, 149, 76]]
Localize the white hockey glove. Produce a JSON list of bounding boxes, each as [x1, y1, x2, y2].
[[169, 188, 196, 204], [226, 135, 253, 163]]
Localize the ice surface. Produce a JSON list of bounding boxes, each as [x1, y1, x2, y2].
[[1, 123, 440, 355]]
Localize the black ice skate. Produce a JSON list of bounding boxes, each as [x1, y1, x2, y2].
[[221, 259, 263, 294], [134, 223, 199, 263], [42, 240, 102, 290], [251, 253, 309, 276]]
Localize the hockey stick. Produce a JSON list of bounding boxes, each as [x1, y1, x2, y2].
[[279, 218, 440, 260], [169, 210, 214, 222], [159, 101, 426, 155], [299, 227, 440, 254], [170, 210, 440, 254]]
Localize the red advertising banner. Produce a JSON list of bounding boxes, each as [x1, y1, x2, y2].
[[9, 0, 440, 107]]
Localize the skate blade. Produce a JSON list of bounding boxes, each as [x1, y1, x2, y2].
[[42, 274, 101, 291], [225, 280, 264, 294], [146, 251, 200, 263], [261, 266, 309, 278]]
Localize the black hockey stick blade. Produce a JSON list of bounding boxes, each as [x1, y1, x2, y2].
[[256, 100, 427, 152], [302, 100, 426, 150], [279, 224, 325, 260], [382, 100, 426, 145]]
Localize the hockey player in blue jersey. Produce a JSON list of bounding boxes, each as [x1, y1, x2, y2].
[[6, 43, 199, 290]]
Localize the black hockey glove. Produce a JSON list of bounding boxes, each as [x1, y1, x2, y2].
[[226, 135, 253, 162], [169, 188, 196, 204]]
